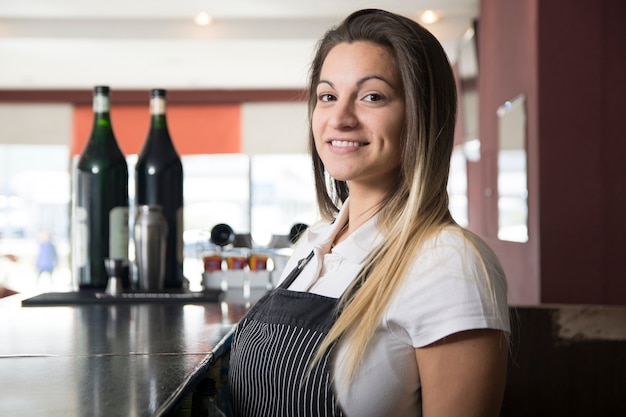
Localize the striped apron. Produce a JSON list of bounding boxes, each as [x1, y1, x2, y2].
[[228, 251, 345, 417]]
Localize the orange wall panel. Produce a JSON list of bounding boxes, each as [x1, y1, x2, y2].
[[72, 104, 241, 156]]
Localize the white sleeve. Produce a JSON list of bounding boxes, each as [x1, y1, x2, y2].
[[386, 231, 510, 348]]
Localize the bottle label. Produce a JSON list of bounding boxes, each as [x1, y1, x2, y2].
[[176, 207, 184, 263], [93, 95, 110, 113], [73, 206, 88, 268], [110, 206, 129, 260], [151, 97, 166, 115]]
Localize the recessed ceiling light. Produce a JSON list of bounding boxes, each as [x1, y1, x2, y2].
[[194, 12, 213, 26], [419, 10, 440, 24]]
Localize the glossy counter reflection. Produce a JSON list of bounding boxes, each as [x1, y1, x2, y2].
[[0, 295, 245, 417]]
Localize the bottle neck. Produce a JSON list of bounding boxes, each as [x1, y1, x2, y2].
[[150, 96, 168, 130], [92, 93, 112, 128]]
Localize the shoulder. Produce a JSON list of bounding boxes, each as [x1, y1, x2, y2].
[[410, 227, 503, 279], [386, 226, 510, 346]]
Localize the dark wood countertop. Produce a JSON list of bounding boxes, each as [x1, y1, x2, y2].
[[0, 292, 247, 417]]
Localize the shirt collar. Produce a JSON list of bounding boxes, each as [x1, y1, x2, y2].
[[304, 199, 383, 265]]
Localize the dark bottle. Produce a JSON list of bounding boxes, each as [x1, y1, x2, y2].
[[135, 89, 184, 289], [74, 86, 129, 290]]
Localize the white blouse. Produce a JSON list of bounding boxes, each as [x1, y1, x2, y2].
[[278, 202, 510, 416]]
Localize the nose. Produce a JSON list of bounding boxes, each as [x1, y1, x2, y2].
[[328, 99, 358, 129]]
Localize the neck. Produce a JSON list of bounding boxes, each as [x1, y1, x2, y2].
[[332, 192, 381, 249], [331, 221, 350, 249], [345, 184, 386, 230]]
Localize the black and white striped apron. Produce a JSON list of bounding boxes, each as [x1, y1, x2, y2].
[[229, 251, 345, 417]]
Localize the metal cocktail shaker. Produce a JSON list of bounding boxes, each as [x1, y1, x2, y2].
[[134, 205, 168, 292]]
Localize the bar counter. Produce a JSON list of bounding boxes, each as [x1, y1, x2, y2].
[[0, 292, 247, 417]]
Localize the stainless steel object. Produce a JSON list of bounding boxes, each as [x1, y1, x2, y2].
[[134, 205, 168, 292], [104, 258, 126, 296]]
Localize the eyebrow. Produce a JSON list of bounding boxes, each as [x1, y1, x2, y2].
[[317, 75, 396, 89]]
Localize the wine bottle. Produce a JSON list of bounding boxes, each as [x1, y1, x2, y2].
[[135, 89, 184, 289], [74, 86, 129, 290]]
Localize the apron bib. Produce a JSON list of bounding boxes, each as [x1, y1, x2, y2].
[[229, 251, 345, 417]]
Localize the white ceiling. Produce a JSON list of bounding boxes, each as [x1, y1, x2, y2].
[[0, 0, 478, 90]]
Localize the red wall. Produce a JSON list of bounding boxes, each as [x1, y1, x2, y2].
[[537, 0, 626, 304], [72, 104, 241, 156], [472, 0, 540, 304], [475, 0, 626, 305]]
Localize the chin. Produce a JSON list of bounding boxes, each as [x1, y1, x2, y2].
[[328, 173, 350, 182]]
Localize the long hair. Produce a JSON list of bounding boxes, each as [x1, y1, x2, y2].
[[307, 9, 461, 380]]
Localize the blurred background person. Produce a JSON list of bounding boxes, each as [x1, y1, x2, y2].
[[35, 230, 58, 288]]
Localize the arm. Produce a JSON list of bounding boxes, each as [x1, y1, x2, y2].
[[415, 328, 508, 417]]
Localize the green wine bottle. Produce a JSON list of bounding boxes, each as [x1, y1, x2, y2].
[[74, 86, 129, 290], [135, 89, 184, 289]]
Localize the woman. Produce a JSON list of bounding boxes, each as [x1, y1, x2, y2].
[[229, 9, 510, 417]]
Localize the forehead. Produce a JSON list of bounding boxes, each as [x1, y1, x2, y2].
[[320, 41, 399, 81]]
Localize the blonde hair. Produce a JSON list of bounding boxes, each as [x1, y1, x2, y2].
[[306, 9, 497, 380]]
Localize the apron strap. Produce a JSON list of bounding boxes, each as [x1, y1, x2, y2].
[[278, 250, 314, 289]]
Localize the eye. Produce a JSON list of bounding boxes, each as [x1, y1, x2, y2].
[[318, 93, 336, 102], [363, 93, 384, 102]]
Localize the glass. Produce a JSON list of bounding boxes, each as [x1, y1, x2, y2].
[[250, 154, 317, 246], [497, 94, 529, 242]]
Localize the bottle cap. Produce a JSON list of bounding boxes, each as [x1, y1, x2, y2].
[[94, 85, 110, 94], [151, 89, 167, 98]]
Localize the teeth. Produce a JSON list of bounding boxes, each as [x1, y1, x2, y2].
[[331, 140, 364, 147]]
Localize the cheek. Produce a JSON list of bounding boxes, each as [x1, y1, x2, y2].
[[311, 111, 324, 145], [391, 113, 405, 140], [382, 114, 404, 143], [390, 111, 405, 136]]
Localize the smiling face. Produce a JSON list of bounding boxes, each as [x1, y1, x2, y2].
[[312, 41, 405, 195]]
